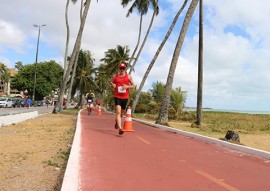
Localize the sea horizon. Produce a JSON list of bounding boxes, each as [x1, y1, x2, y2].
[[183, 107, 270, 115]]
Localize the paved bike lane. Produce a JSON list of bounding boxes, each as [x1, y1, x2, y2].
[[62, 109, 270, 191]]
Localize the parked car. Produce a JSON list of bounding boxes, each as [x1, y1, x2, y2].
[[0, 97, 13, 108], [12, 98, 24, 108]]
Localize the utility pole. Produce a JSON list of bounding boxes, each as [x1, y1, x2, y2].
[[33, 24, 46, 101]]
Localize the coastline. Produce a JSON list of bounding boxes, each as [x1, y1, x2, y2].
[[184, 108, 270, 115]]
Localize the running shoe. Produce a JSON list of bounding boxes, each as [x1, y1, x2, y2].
[[119, 129, 124, 135]]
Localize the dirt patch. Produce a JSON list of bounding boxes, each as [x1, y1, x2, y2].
[[0, 113, 76, 191]]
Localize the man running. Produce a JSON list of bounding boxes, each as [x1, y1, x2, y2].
[[111, 62, 135, 135], [85, 90, 95, 115]]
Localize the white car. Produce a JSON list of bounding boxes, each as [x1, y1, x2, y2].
[[0, 97, 13, 108]]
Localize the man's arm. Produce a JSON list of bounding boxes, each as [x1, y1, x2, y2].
[[110, 74, 116, 88], [128, 74, 135, 89]]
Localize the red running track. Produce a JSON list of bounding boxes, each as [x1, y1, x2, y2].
[[63, 109, 270, 191]]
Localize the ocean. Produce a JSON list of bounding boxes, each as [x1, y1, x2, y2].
[[183, 108, 270, 115]]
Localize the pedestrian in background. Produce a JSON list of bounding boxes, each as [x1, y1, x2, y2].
[[45, 99, 50, 108], [26, 97, 32, 109]]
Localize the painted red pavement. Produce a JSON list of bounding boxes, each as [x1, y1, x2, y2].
[[63, 109, 270, 191]]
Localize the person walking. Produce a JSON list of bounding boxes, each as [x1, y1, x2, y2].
[[45, 99, 50, 108], [85, 90, 95, 115], [111, 62, 135, 135], [26, 97, 32, 109]]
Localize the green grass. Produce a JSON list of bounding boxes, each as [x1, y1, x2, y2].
[[202, 112, 270, 134], [134, 111, 270, 135], [62, 108, 79, 115]]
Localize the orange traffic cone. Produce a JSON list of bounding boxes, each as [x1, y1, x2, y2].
[[123, 106, 134, 132], [98, 106, 102, 116]]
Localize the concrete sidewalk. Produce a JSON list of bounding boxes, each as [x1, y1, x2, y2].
[[61, 109, 270, 191]]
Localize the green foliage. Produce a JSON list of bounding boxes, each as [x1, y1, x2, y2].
[[148, 101, 158, 114], [201, 112, 270, 134], [100, 45, 130, 74], [170, 87, 185, 115], [149, 81, 165, 104], [11, 61, 63, 100], [0, 62, 10, 82], [15, 61, 23, 71], [71, 50, 97, 108], [135, 92, 153, 113], [178, 111, 196, 121], [135, 104, 149, 113], [168, 106, 176, 120]]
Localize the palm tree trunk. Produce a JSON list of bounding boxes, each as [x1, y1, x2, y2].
[[196, 0, 203, 126], [128, 13, 143, 69], [66, 53, 79, 108], [63, 0, 70, 77], [131, 0, 189, 113], [54, 0, 91, 113], [156, 0, 199, 125], [128, 9, 156, 75], [66, 0, 84, 108]]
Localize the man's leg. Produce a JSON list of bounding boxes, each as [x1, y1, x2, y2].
[[88, 105, 91, 115], [115, 105, 124, 135], [121, 109, 125, 118], [115, 105, 122, 129]]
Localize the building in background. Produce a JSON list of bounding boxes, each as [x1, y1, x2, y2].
[[0, 68, 21, 97]]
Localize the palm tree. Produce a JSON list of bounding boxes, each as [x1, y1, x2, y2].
[[121, 0, 159, 72], [0, 63, 9, 83], [196, 0, 203, 126], [54, 0, 92, 113], [15, 61, 24, 71], [0, 63, 10, 95], [63, 0, 70, 76], [100, 45, 130, 75], [94, 64, 111, 99], [156, 0, 199, 125], [149, 81, 165, 104], [127, 0, 159, 74], [170, 87, 186, 117], [73, 50, 97, 108], [131, 0, 189, 113], [121, 0, 142, 68], [66, 0, 84, 108]]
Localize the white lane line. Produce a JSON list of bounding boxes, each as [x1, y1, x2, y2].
[[137, 136, 151, 145]]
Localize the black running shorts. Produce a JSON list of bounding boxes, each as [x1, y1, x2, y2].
[[114, 97, 128, 110]]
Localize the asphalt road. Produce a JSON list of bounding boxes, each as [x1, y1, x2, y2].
[[0, 106, 54, 116], [66, 109, 270, 191]]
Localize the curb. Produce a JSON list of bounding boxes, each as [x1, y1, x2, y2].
[[61, 109, 82, 191]]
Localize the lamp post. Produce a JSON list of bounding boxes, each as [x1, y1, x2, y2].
[[33, 24, 46, 101]]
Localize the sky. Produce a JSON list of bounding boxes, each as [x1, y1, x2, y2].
[[1, 0, 270, 112]]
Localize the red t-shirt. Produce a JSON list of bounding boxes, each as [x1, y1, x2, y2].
[[113, 73, 130, 99]]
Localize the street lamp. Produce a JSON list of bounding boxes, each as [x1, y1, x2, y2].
[[33, 24, 46, 101]]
